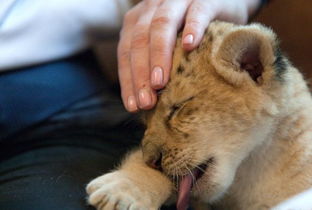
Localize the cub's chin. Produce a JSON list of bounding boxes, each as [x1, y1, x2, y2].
[[176, 158, 237, 209], [192, 170, 232, 203], [192, 159, 238, 204]]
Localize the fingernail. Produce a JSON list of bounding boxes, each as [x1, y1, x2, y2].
[[138, 88, 152, 109], [151, 66, 164, 87], [183, 34, 194, 45], [127, 95, 137, 112]]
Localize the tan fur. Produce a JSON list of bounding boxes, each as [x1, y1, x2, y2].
[[87, 21, 312, 210]]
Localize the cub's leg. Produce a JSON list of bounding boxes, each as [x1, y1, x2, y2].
[[86, 149, 173, 210]]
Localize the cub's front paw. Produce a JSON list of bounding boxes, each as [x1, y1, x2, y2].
[[86, 171, 159, 210]]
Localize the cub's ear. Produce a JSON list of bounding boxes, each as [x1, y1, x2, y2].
[[212, 25, 278, 86]]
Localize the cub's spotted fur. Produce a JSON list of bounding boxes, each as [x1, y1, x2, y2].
[[87, 22, 312, 210]]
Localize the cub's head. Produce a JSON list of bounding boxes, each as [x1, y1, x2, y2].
[[142, 22, 289, 204]]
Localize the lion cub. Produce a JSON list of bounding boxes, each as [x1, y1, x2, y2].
[[86, 21, 312, 210]]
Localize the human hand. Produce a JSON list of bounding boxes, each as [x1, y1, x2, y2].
[[118, 0, 261, 112]]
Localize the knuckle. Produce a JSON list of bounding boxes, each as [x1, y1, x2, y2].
[[151, 34, 170, 52], [118, 46, 130, 60], [152, 44, 170, 57], [186, 19, 201, 30], [131, 31, 149, 50], [151, 14, 171, 27], [190, 2, 205, 13], [187, 18, 201, 26]]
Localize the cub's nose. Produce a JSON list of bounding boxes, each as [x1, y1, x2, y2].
[[142, 142, 163, 170], [146, 153, 162, 170]]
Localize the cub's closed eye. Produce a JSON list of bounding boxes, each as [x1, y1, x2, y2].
[[156, 89, 164, 96], [167, 104, 181, 122], [167, 96, 195, 122]]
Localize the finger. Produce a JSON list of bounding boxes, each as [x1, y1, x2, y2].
[[118, 4, 143, 112], [129, 2, 160, 110], [118, 39, 138, 112], [182, 0, 219, 51], [150, 0, 191, 90]]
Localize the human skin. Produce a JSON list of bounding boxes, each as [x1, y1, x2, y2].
[[117, 0, 262, 112]]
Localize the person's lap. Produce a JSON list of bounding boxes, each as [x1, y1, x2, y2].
[[0, 78, 143, 209], [0, 144, 123, 210], [0, 53, 176, 210]]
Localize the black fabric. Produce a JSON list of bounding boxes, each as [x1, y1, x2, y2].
[[0, 145, 129, 210], [0, 53, 145, 210], [0, 53, 176, 210], [0, 89, 144, 210]]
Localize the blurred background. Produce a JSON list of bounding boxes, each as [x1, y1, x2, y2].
[[255, 0, 312, 82], [95, 0, 312, 86]]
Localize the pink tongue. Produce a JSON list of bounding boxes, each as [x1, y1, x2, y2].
[[177, 169, 201, 210], [177, 174, 193, 210]]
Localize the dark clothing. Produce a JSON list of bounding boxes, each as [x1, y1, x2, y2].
[[0, 52, 143, 210], [0, 51, 106, 140], [0, 91, 143, 210], [0, 52, 176, 210]]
